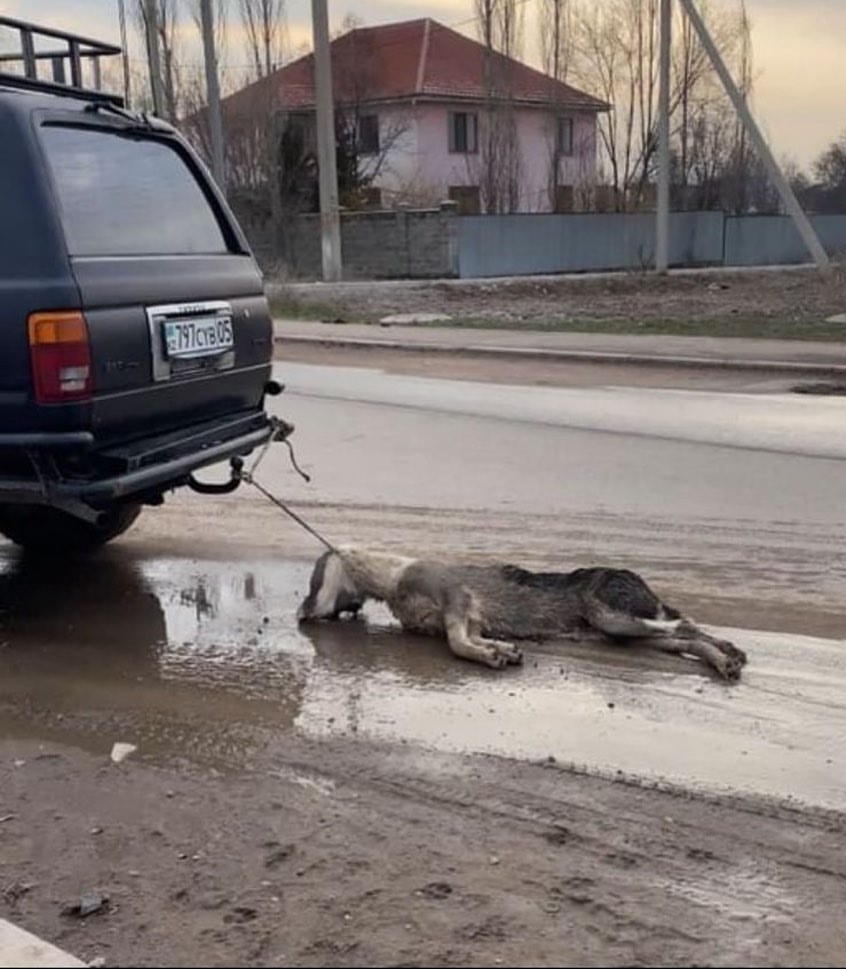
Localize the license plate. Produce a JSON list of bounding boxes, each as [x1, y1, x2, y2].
[[163, 316, 234, 359]]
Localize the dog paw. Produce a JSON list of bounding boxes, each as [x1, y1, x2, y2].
[[713, 638, 747, 677], [483, 650, 509, 670], [723, 641, 748, 666], [499, 644, 524, 665], [714, 649, 745, 682], [482, 638, 523, 666]]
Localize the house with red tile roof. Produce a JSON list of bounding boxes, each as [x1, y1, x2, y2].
[[220, 18, 608, 213]]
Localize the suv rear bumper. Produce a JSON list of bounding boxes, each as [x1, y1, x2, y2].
[[0, 411, 274, 505]]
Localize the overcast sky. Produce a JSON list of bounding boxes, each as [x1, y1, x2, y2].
[[4, 0, 843, 171]]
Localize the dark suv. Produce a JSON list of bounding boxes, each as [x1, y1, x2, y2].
[[0, 19, 281, 551]]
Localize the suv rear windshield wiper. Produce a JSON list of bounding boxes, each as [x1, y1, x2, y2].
[[83, 99, 170, 133]]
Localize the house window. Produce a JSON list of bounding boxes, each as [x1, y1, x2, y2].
[[358, 115, 380, 155], [557, 116, 574, 156], [448, 185, 481, 214], [448, 112, 478, 154]]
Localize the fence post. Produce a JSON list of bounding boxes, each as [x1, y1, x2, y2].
[[440, 200, 460, 277], [395, 204, 411, 277]]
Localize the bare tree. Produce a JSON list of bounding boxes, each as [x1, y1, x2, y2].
[[179, 0, 230, 171], [790, 133, 846, 214], [674, 5, 705, 192], [567, 0, 751, 211], [189, 0, 227, 72], [134, 0, 182, 120], [538, 0, 576, 212], [720, 0, 754, 211], [474, 0, 524, 212], [239, 0, 287, 80], [540, 0, 572, 83], [332, 11, 365, 39]]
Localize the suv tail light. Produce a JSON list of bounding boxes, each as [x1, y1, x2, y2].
[[28, 311, 93, 404]]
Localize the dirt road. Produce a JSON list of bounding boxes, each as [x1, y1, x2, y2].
[[4, 731, 846, 969]]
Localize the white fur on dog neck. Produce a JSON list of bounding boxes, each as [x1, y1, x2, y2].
[[336, 545, 415, 602]]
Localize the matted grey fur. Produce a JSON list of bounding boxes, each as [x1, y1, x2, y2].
[[297, 546, 747, 681]]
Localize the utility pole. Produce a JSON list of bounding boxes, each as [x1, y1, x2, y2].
[[678, 0, 830, 272], [199, 0, 226, 192], [311, 0, 342, 281], [143, 0, 165, 117], [656, 0, 671, 273]]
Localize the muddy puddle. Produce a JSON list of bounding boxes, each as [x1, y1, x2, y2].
[[1, 548, 844, 809]]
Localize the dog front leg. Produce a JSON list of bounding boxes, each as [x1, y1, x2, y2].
[[444, 593, 508, 669], [445, 618, 509, 668], [463, 602, 523, 666]]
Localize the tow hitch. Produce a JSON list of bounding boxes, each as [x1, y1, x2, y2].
[[187, 413, 300, 496]]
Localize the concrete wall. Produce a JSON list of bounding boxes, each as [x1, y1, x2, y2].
[[284, 202, 460, 280]]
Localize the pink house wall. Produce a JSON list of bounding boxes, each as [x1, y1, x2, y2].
[[370, 102, 598, 212]]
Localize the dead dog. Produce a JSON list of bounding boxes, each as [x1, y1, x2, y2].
[[297, 546, 747, 681]]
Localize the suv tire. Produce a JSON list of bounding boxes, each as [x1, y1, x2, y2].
[[0, 503, 142, 552]]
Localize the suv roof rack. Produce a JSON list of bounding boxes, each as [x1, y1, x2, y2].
[[0, 15, 123, 106]]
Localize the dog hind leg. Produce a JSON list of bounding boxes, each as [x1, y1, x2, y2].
[[585, 604, 746, 681], [641, 626, 746, 681]]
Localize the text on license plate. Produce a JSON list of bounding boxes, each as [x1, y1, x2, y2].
[[163, 317, 234, 359]]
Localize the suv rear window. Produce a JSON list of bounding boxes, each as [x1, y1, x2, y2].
[[41, 125, 229, 257]]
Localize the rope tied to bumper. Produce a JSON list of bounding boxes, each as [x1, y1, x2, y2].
[[231, 417, 336, 553]]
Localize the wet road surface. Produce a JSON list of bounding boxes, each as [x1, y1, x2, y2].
[[2, 549, 844, 809], [1, 360, 845, 802], [2, 349, 845, 808]]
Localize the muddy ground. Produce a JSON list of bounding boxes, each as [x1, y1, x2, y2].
[[269, 263, 846, 329], [4, 733, 846, 969]]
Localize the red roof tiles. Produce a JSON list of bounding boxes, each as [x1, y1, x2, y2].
[[223, 18, 607, 116]]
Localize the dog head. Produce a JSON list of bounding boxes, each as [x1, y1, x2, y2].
[[297, 549, 366, 622]]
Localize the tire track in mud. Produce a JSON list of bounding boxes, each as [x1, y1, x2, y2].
[[249, 739, 846, 966]]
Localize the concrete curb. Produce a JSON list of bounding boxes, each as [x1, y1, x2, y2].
[[275, 333, 846, 377], [0, 918, 85, 968]]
